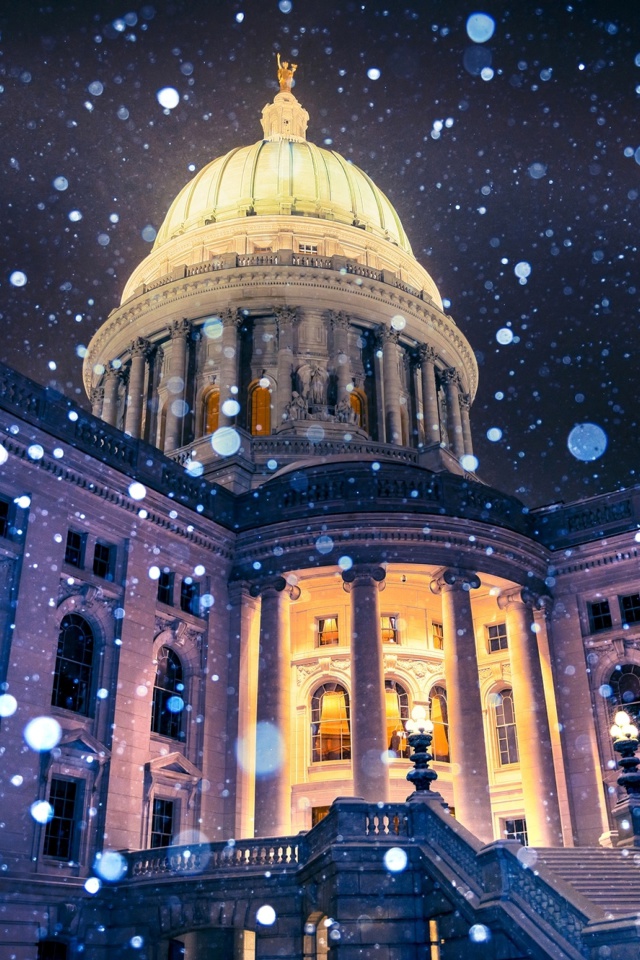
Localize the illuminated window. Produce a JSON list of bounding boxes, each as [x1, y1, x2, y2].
[[429, 684, 449, 762], [317, 616, 339, 646], [381, 615, 399, 643], [51, 614, 95, 715], [432, 622, 444, 650], [588, 599, 612, 632], [608, 665, 640, 724], [249, 383, 271, 435], [487, 622, 508, 652], [494, 688, 519, 765], [203, 388, 220, 435], [152, 646, 185, 741], [502, 816, 528, 845], [311, 683, 351, 762], [311, 805, 331, 826], [349, 388, 367, 430], [385, 679, 409, 756], [299, 243, 318, 254]]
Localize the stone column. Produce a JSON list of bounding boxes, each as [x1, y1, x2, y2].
[[253, 577, 291, 837], [124, 338, 151, 439], [101, 368, 121, 427], [497, 589, 563, 846], [547, 593, 610, 845], [219, 308, 242, 428], [342, 565, 389, 802], [443, 368, 464, 458], [459, 394, 473, 459], [164, 318, 191, 452], [430, 569, 493, 842], [90, 386, 104, 419], [418, 345, 441, 446], [330, 310, 352, 401], [275, 307, 298, 425], [379, 326, 403, 445]]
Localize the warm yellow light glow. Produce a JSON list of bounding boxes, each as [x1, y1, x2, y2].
[[615, 710, 631, 727], [412, 705, 427, 722]]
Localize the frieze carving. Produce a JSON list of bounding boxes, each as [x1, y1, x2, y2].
[[565, 499, 632, 534], [296, 662, 321, 686], [478, 666, 493, 680], [57, 581, 118, 609], [154, 615, 203, 649], [501, 662, 512, 681]]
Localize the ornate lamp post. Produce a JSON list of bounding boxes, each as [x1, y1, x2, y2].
[[405, 706, 439, 802], [610, 710, 640, 847]]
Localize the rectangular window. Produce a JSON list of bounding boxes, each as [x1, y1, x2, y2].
[[64, 530, 85, 568], [43, 778, 79, 860], [92, 542, 115, 580], [588, 599, 612, 632], [157, 570, 174, 606], [621, 594, 640, 625], [317, 616, 339, 646], [311, 805, 331, 827], [150, 797, 175, 848], [487, 622, 508, 652], [180, 579, 200, 615], [298, 243, 318, 254], [381, 615, 399, 643], [0, 498, 10, 538], [502, 817, 528, 846], [432, 622, 444, 650]]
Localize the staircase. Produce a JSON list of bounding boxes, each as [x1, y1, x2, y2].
[[536, 846, 640, 918]]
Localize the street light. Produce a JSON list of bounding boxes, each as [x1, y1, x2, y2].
[[405, 705, 439, 800], [610, 710, 640, 847]]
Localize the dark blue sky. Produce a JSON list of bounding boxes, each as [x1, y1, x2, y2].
[[1, 0, 638, 506]]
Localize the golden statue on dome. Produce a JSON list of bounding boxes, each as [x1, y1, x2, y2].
[[277, 52, 297, 92]]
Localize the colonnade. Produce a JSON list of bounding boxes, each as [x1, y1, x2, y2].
[[92, 311, 474, 460], [248, 565, 563, 847]]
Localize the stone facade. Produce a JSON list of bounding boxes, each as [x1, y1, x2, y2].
[[1, 76, 639, 959]]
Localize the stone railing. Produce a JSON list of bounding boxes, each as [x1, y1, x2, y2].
[[128, 251, 426, 302], [128, 836, 301, 880]]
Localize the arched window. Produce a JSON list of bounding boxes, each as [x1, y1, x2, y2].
[[249, 382, 271, 436], [385, 679, 410, 756], [429, 684, 449, 762], [311, 683, 350, 762], [493, 688, 519, 765], [349, 389, 367, 430], [608, 665, 640, 724], [51, 614, 95, 715], [202, 388, 220, 435], [152, 646, 185, 740]]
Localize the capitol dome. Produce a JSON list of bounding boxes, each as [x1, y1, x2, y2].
[[153, 136, 412, 254], [85, 61, 478, 489]]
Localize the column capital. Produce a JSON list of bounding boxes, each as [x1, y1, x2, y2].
[[90, 386, 104, 405], [275, 306, 299, 327], [341, 564, 386, 591], [418, 344, 438, 365], [429, 568, 480, 594], [104, 365, 125, 384], [459, 392, 471, 411], [222, 307, 242, 329], [441, 366, 460, 387], [129, 336, 153, 359], [328, 309, 350, 330], [169, 317, 192, 339], [249, 576, 301, 601], [377, 324, 400, 346], [497, 585, 549, 612]]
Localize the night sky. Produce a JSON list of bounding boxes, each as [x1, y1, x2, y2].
[[1, 0, 638, 508]]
